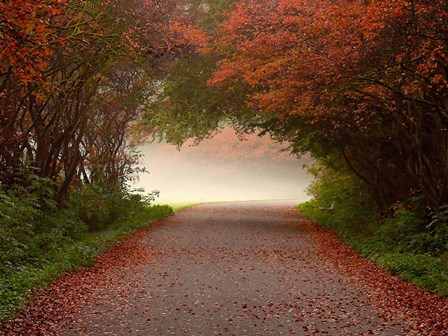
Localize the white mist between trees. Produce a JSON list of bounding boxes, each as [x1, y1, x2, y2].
[[133, 129, 314, 205]]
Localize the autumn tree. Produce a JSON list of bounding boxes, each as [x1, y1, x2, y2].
[[207, 0, 448, 217], [0, 0, 207, 203], [0, 0, 65, 186]]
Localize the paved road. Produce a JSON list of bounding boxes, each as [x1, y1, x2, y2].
[[62, 201, 402, 335]]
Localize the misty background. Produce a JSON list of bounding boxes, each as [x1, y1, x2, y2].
[[133, 129, 314, 205]]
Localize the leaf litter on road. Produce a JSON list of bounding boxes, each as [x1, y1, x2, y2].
[[1, 202, 447, 335]]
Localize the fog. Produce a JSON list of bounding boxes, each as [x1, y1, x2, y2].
[[132, 129, 314, 205]]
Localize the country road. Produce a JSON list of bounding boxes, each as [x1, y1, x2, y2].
[[3, 201, 448, 335]]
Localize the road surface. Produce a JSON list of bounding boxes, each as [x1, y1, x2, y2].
[[64, 201, 402, 335], [4, 201, 448, 335]]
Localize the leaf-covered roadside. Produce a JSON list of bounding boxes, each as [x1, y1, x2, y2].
[[0, 204, 173, 335], [0, 185, 173, 325], [298, 216, 448, 335], [299, 164, 448, 298]]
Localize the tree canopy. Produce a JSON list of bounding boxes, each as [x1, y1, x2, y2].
[[2, 0, 448, 227], [0, 0, 206, 203], [144, 0, 448, 226]]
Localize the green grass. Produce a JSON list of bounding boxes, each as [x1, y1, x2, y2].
[[299, 202, 448, 298], [0, 204, 174, 323], [169, 202, 203, 212]]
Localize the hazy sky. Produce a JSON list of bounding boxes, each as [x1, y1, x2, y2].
[[132, 129, 314, 205]]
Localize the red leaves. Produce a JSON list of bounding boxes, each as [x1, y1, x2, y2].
[[2, 202, 448, 335], [115, 0, 208, 59], [0, 0, 66, 83], [1, 0, 208, 86], [301, 218, 448, 336], [0, 222, 160, 335], [210, 0, 448, 117]]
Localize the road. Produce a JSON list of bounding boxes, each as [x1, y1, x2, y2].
[[65, 201, 402, 335], [4, 201, 448, 335]]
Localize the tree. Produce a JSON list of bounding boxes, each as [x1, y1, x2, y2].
[[1, 0, 207, 204], [208, 0, 448, 216]]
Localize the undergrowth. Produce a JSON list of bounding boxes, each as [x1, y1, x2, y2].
[[0, 182, 173, 323], [299, 165, 448, 298]]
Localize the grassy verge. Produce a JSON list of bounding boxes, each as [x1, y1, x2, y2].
[[299, 202, 448, 298], [169, 202, 202, 212], [0, 203, 173, 323]]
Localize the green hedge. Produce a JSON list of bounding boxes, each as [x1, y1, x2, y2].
[[0, 183, 173, 323], [300, 165, 448, 297]]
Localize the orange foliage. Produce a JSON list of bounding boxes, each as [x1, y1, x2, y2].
[[210, 0, 447, 116], [0, 0, 66, 83], [208, 0, 448, 210], [0, 0, 209, 199]]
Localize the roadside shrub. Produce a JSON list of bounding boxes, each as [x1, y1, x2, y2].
[[68, 185, 162, 231], [300, 163, 448, 297], [68, 185, 113, 230], [0, 181, 173, 322], [0, 181, 86, 272], [304, 162, 380, 237], [373, 198, 448, 255]]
